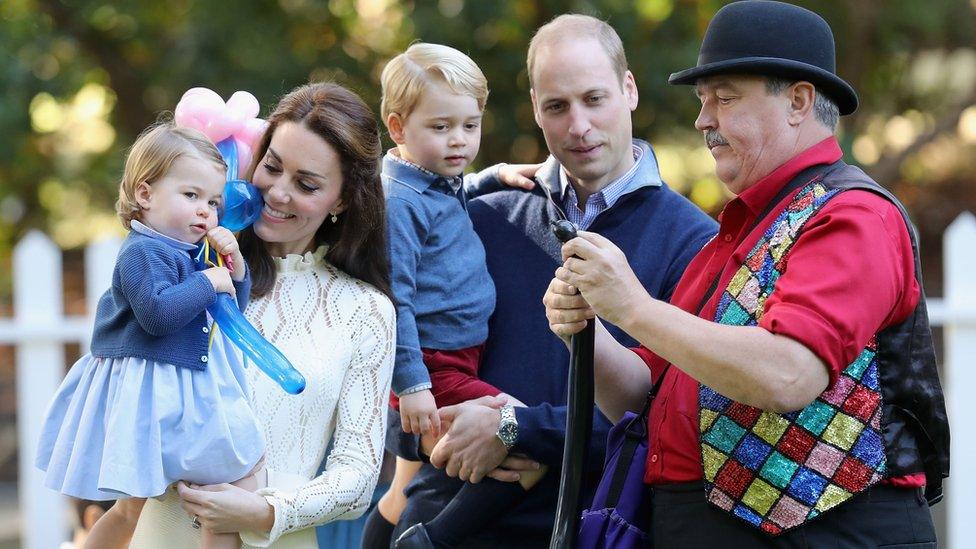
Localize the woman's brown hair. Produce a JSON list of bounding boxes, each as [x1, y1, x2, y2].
[[239, 82, 391, 301]]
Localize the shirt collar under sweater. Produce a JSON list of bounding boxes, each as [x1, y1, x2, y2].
[[130, 220, 199, 252], [383, 149, 463, 195], [535, 139, 663, 224]]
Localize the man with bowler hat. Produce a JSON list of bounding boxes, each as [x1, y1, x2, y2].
[[543, 1, 950, 546]]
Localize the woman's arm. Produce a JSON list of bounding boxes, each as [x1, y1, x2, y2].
[[240, 291, 396, 546]]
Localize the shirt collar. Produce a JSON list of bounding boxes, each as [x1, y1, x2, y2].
[[537, 139, 663, 206], [736, 137, 844, 215], [130, 220, 199, 251], [382, 149, 463, 194]]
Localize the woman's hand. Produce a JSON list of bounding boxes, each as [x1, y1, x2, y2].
[[176, 481, 275, 535]]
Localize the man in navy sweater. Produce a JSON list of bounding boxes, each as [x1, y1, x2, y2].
[[393, 14, 717, 547]]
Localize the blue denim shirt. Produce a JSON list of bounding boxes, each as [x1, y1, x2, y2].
[[383, 152, 496, 395]]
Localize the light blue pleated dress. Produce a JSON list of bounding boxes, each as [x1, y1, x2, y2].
[[35, 224, 265, 501]]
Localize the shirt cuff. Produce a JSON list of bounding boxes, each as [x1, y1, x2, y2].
[[391, 350, 432, 395], [238, 466, 304, 547], [761, 304, 846, 386], [399, 382, 433, 396]]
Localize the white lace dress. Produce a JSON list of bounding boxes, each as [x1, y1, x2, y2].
[[130, 246, 395, 548]]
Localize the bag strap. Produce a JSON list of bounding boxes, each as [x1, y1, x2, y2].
[[604, 364, 669, 507]]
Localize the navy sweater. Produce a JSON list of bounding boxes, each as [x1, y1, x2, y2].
[[404, 175, 718, 541]]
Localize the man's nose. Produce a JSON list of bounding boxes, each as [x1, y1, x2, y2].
[[694, 103, 715, 132], [567, 106, 591, 138]]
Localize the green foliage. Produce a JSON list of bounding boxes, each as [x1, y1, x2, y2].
[[2, 0, 975, 288]]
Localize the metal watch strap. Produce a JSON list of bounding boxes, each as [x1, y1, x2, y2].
[[497, 404, 518, 449]]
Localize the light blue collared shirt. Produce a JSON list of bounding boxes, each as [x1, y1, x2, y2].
[[557, 140, 662, 230]]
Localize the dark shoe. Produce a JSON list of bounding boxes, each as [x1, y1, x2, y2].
[[395, 523, 435, 549]]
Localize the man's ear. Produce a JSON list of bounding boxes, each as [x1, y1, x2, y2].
[[135, 181, 153, 210], [623, 70, 639, 111], [387, 113, 406, 144], [787, 81, 816, 126], [530, 88, 542, 128]]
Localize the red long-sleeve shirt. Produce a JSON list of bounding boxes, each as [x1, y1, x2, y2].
[[633, 138, 924, 488]]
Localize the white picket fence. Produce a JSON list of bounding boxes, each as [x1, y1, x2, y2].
[[2, 213, 975, 549]]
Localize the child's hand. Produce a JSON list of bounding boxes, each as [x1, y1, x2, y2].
[[203, 266, 236, 297], [498, 163, 542, 190], [207, 227, 245, 281], [399, 389, 440, 436]]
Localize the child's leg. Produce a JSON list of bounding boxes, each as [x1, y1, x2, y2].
[[362, 504, 398, 549], [83, 497, 146, 549], [363, 458, 421, 548], [379, 457, 422, 523], [416, 477, 534, 548], [402, 399, 548, 549]]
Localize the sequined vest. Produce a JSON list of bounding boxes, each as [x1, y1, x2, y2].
[[697, 162, 949, 535]]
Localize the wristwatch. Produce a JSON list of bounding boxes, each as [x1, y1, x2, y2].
[[496, 404, 518, 450]]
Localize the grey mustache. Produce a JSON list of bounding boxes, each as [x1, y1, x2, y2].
[[705, 130, 728, 148]]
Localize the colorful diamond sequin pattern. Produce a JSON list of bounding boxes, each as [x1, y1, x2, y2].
[[699, 182, 887, 535]]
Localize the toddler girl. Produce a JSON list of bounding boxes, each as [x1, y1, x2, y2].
[[36, 122, 265, 549]]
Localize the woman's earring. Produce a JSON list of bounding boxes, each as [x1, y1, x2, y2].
[[330, 211, 339, 223]]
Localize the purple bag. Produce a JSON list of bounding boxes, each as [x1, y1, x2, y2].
[[578, 407, 651, 549]]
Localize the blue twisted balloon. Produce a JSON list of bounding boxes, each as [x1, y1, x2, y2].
[[217, 138, 264, 231], [202, 138, 306, 394]]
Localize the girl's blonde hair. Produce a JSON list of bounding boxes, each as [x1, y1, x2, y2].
[[116, 122, 226, 229], [380, 42, 489, 121]]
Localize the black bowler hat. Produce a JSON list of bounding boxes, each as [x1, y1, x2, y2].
[[668, 0, 858, 115]]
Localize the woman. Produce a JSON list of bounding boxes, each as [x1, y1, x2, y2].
[[130, 82, 396, 548]]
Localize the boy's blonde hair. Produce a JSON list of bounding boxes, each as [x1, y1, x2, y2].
[[380, 42, 489, 122], [116, 122, 226, 230]]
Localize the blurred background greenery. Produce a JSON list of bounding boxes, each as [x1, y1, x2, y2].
[[0, 1, 974, 542], [2, 0, 975, 297]]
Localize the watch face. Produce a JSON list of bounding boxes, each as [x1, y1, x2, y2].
[[499, 423, 517, 446]]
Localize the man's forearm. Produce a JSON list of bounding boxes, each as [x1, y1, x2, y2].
[[592, 321, 653, 423], [616, 293, 829, 412]]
